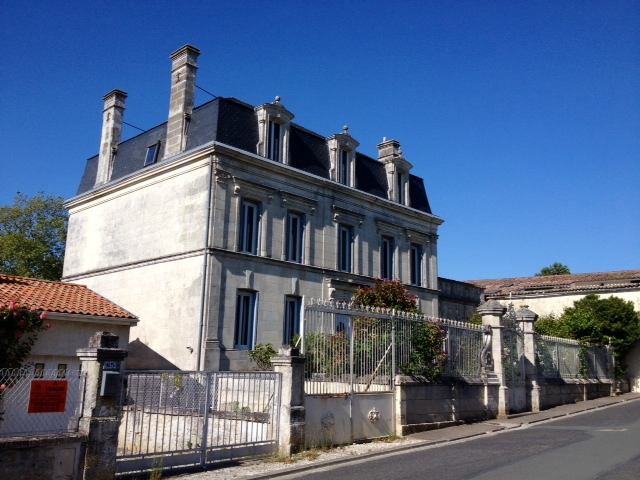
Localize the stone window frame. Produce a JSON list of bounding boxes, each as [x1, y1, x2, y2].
[[233, 177, 277, 256], [333, 205, 365, 274], [376, 220, 403, 280], [234, 290, 258, 350], [255, 97, 294, 165], [283, 295, 302, 344], [405, 228, 432, 288], [327, 127, 359, 187], [409, 243, 423, 286], [279, 190, 317, 263], [381, 235, 394, 280]]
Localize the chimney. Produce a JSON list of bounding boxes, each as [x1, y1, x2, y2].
[[165, 45, 200, 159], [95, 89, 127, 187]]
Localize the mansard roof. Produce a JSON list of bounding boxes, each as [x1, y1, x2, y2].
[[467, 269, 640, 297], [77, 97, 433, 214]]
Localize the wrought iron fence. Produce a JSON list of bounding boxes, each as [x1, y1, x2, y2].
[[0, 367, 85, 438], [535, 335, 613, 380], [302, 300, 484, 395], [117, 370, 281, 475]]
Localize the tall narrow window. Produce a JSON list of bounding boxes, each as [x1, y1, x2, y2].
[[410, 244, 422, 286], [268, 120, 282, 162], [284, 296, 301, 344], [396, 171, 405, 204], [381, 236, 394, 280], [339, 149, 351, 185], [339, 224, 353, 273], [234, 291, 257, 349], [240, 200, 260, 254], [286, 211, 304, 263]]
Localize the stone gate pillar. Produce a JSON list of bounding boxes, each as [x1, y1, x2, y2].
[[517, 305, 541, 411], [76, 332, 127, 480], [478, 300, 508, 417], [271, 345, 305, 456]]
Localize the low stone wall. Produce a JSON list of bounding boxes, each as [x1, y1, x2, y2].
[[396, 377, 494, 435], [540, 379, 613, 410], [0, 433, 85, 480]]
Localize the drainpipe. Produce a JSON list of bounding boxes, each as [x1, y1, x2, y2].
[[196, 153, 215, 370]]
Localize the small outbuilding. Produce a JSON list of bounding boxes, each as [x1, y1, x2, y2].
[[0, 274, 138, 374]]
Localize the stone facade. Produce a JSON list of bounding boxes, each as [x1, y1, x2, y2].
[[63, 45, 443, 371]]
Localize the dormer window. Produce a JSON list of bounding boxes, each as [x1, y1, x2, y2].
[[377, 139, 413, 206], [144, 141, 161, 166], [255, 96, 294, 164], [328, 126, 359, 187]]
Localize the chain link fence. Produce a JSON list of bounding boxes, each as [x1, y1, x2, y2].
[[0, 367, 86, 438]]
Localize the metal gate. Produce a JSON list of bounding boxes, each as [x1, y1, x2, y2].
[[302, 300, 396, 446], [502, 304, 527, 412], [116, 371, 281, 476]]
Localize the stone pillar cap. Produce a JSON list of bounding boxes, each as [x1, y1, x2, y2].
[[477, 299, 506, 315], [516, 305, 539, 322]]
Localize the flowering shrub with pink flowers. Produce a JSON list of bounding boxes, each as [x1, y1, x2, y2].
[[0, 300, 50, 370]]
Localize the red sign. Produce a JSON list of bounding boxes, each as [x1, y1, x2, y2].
[[28, 380, 68, 413]]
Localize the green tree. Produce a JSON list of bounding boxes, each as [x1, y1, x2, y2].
[[535, 262, 571, 276], [535, 294, 640, 374], [353, 279, 419, 312], [353, 280, 446, 379], [0, 193, 68, 280]]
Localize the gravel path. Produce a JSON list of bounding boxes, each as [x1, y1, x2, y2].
[[173, 437, 424, 479]]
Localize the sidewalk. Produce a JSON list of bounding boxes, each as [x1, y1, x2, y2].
[[173, 392, 640, 480]]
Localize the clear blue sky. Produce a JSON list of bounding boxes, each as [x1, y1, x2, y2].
[[1, 1, 638, 281]]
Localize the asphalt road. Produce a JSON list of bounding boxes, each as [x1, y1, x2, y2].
[[273, 400, 640, 480]]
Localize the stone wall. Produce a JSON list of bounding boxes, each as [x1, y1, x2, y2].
[[540, 380, 614, 410], [395, 377, 493, 435], [0, 434, 85, 480], [437, 278, 483, 321]]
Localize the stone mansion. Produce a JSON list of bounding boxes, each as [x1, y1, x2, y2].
[[62, 45, 444, 371]]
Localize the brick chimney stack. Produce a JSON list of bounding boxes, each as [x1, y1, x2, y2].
[[95, 89, 127, 187], [164, 44, 200, 159]]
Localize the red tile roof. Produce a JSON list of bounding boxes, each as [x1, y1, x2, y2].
[[0, 274, 137, 319], [466, 270, 640, 297]]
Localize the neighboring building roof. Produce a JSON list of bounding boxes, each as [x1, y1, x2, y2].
[[466, 270, 640, 297], [0, 274, 137, 319], [76, 97, 433, 214]]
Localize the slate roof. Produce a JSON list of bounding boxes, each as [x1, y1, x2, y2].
[[77, 97, 433, 214], [466, 270, 640, 297], [0, 274, 137, 319]]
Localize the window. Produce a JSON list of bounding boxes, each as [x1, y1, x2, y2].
[[57, 364, 67, 379], [339, 149, 351, 185], [268, 120, 282, 162], [335, 315, 351, 337], [338, 224, 353, 272], [284, 296, 301, 344], [234, 291, 257, 349], [240, 200, 260, 254], [381, 236, 394, 280], [396, 171, 405, 204], [144, 141, 160, 166], [410, 244, 422, 286], [34, 363, 45, 378], [286, 211, 304, 263]]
